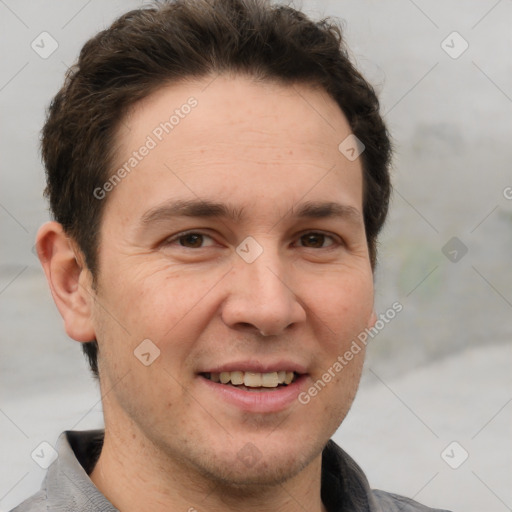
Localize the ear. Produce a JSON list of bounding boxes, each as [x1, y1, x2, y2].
[[36, 221, 96, 342]]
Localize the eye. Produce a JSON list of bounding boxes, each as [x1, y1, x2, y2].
[[296, 232, 336, 248], [166, 231, 216, 248]]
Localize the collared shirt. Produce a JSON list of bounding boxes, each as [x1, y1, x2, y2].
[[11, 430, 451, 512]]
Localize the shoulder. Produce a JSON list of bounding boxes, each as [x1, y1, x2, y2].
[[372, 489, 453, 512], [322, 441, 453, 512], [9, 430, 108, 512], [8, 490, 46, 512]]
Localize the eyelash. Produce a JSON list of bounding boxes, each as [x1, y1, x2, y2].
[[163, 230, 341, 249]]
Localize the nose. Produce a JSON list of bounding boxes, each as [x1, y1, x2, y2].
[[221, 249, 306, 336]]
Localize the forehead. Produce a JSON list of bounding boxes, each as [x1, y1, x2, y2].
[[106, 75, 363, 219]]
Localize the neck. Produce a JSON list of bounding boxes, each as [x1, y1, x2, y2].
[[90, 424, 326, 512]]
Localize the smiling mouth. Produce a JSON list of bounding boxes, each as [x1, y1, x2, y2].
[[201, 371, 298, 391]]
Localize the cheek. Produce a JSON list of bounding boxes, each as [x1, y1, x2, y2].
[[305, 270, 374, 338], [102, 262, 216, 336]]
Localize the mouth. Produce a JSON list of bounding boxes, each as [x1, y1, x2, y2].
[[200, 370, 298, 391], [197, 362, 308, 412]]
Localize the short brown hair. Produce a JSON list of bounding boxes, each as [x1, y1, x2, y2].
[[42, 0, 392, 378]]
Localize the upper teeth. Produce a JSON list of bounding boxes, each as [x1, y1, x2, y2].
[[207, 371, 295, 387]]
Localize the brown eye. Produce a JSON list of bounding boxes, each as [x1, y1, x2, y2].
[[178, 233, 205, 248], [299, 233, 332, 248], [164, 231, 216, 249]]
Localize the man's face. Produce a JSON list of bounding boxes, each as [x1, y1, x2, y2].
[[90, 75, 375, 485]]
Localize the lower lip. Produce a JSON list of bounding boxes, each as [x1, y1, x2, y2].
[[197, 374, 308, 413]]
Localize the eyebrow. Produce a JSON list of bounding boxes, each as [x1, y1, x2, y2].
[[140, 199, 245, 226], [292, 201, 363, 225], [139, 199, 362, 226]]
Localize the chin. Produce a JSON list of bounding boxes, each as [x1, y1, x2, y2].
[[202, 454, 309, 488], [189, 434, 323, 489]]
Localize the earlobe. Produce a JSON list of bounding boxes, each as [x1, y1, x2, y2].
[[36, 221, 96, 343], [367, 310, 377, 329]]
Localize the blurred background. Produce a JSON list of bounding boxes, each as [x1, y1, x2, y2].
[[1, 1, 511, 510]]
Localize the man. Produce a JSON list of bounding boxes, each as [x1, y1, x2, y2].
[[12, 1, 451, 511]]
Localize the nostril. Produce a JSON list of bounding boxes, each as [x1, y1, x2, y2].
[[234, 322, 275, 336]]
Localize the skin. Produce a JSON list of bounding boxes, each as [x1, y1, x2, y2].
[[37, 75, 376, 512]]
